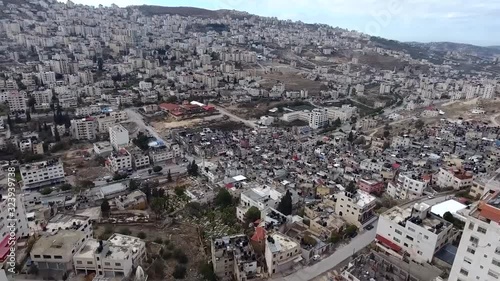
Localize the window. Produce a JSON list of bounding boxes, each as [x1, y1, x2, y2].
[[408, 227, 415, 232], [424, 235, 429, 239], [87, 261, 93, 265], [404, 243, 409, 247], [493, 259, 500, 267], [467, 247, 476, 254], [464, 257, 472, 264], [54, 255, 63, 259], [470, 236, 479, 244], [393, 237, 400, 243], [34, 255, 41, 258], [468, 222, 475, 230], [478, 226, 487, 234], [406, 235, 414, 241], [104, 262, 110, 266], [42, 255, 51, 259], [76, 261, 82, 264], [115, 263, 121, 266], [488, 270, 500, 279], [395, 229, 402, 235], [460, 268, 469, 276]]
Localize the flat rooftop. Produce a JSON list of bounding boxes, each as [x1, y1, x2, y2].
[[353, 190, 376, 208], [383, 204, 451, 234], [268, 233, 298, 253], [45, 214, 90, 234], [32, 230, 86, 256]]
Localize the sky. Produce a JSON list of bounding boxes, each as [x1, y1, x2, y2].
[[61, 0, 500, 46]]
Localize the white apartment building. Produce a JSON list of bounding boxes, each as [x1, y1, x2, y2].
[[211, 235, 258, 281], [39, 71, 56, 84], [236, 186, 284, 222], [7, 90, 27, 112], [436, 167, 473, 190], [76, 106, 101, 117], [44, 214, 93, 238], [31, 230, 88, 277], [391, 135, 412, 148], [335, 190, 376, 227], [74, 234, 146, 278], [0, 194, 30, 239], [359, 159, 384, 172], [309, 108, 328, 129], [109, 124, 129, 151], [93, 141, 113, 157], [107, 149, 132, 173], [129, 148, 150, 169], [70, 117, 97, 140], [148, 144, 181, 163], [265, 233, 302, 275], [449, 190, 500, 281], [387, 173, 428, 200], [20, 159, 66, 190], [376, 203, 455, 263]]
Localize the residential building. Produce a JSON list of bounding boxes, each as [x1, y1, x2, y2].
[[106, 148, 132, 173], [30, 230, 88, 278], [358, 178, 385, 194], [93, 141, 113, 157], [109, 124, 129, 151], [335, 190, 376, 227], [387, 173, 428, 200], [265, 233, 302, 275], [236, 186, 284, 222], [0, 194, 30, 240], [129, 147, 150, 169], [375, 203, 456, 263], [73, 234, 146, 278], [309, 108, 328, 129], [7, 90, 27, 113], [76, 106, 101, 117], [44, 214, 93, 238], [449, 190, 500, 281], [211, 235, 259, 281], [148, 144, 181, 163], [436, 167, 473, 190], [20, 159, 66, 190], [391, 135, 412, 148], [70, 117, 97, 140]]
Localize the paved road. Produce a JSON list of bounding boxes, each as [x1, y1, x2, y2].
[[214, 106, 257, 129], [125, 108, 166, 142], [272, 220, 378, 281], [368, 117, 413, 137], [489, 112, 500, 126]]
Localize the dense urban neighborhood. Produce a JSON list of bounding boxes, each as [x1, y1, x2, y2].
[[1, 0, 500, 281]]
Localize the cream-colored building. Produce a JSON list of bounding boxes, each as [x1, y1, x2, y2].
[[335, 190, 376, 227], [211, 235, 259, 281], [265, 233, 302, 276]]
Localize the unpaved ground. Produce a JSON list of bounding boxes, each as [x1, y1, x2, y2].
[[62, 144, 111, 181]]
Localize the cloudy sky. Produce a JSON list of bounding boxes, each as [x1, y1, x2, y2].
[[61, 0, 500, 46]]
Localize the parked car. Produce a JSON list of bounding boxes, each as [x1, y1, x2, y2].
[[364, 224, 374, 231]]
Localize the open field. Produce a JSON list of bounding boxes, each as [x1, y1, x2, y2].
[[62, 144, 111, 181]]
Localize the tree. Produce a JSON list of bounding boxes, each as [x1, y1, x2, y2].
[[199, 262, 217, 281], [346, 181, 357, 194], [344, 224, 358, 236], [330, 232, 341, 243], [277, 191, 293, 215], [187, 160, 198, 176], [101, 199, 111, 217], [174, 186, 185, 197], [245, 206, 261, 223], [150, 197, 166, 219], [6, 115, 12, 130], [383, 130, 390, 138], [167, 169, 173, 182], [215, 189, 233, 208], [333, 117, 341, 128], [443, 211, 454, 223], [129, 179, 139, 191], [40, 187, 52, 195], [54, 127, 61, 142], [382, 141, 390, 150], [43, 122, 49, 131], [174, 249, 188, 264], [172, 265, 187, 279], [60, 183, 72, 191], [302, 235, 317, 246], [153, 166, 163, 173], [415, 119, 425, 129], [347, 131, 354, 143]]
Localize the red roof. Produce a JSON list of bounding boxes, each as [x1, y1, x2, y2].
[[392, 163, 401, 169], [203, 105, 215, 111], [159, 103, 180, 111], [225, 183, 234, 189], [0, 235, 10, 262], [251, 226, 266, 242], [376, 234, 402, 252]]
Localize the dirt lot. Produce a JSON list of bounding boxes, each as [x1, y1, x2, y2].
[[94, 222, 205, 280], [259, 66, 324, 94], [357, 53, 408, 70], [62, 144, 111, 181]]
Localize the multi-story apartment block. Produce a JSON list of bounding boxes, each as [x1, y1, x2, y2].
[[387, 173, 428, 200], [335, 189, 376, 227], [391, 135, 412, 148], [109, 124, 129, 151], [73, 234, 146, 278], [106, 149, 132, 173], [376, 203, 456, 263], [449, 190, 500, 281], [436, 167, 473, 190], [309, 108, 328, 129], [93, 141, 113, 157], [236, 186, 284, 222], [129, 148, 150, 169], [75, 105, 101, 117], [148, 144, 181, 163], [20, 159, 66, 190], [265, 233, 301, 275], [358, 178, 385, 194], [211, 235, 258, 281], [30, 230, 88, 278], [0, 194, 30, 240], [70, 117, 97, 140], [7, 90, 27, 113]]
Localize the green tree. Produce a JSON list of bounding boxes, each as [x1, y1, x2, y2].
[[215, 189, 233, 208], [333, 117, 341, 128], [277, 191, 293, 215], [39, 187, 52, 195], [129, 179, 139, 191], [137, 232, 146, 239], [60, 183, 72, 191], [245, 206, 261, 223], [346, 181, 357, 194], [174, 186, 185, 197], [199, 262, 217, 281], [167, 169, 173, 182], [172, 265, 187, 279], [101, 199, 111, 217], [344, 224, 358, 236], [330, 232, 341, 243], [302, 235, 317, 246], [443, 211, 454, 223], [150, 197, 167, 219]]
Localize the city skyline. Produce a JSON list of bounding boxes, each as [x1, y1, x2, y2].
[[61, 0, 500, 46]]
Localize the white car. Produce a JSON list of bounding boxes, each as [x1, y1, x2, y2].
[[312, 255, 320, 261]]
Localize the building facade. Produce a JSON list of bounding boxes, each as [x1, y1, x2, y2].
[[20, 159, 66, 190]]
